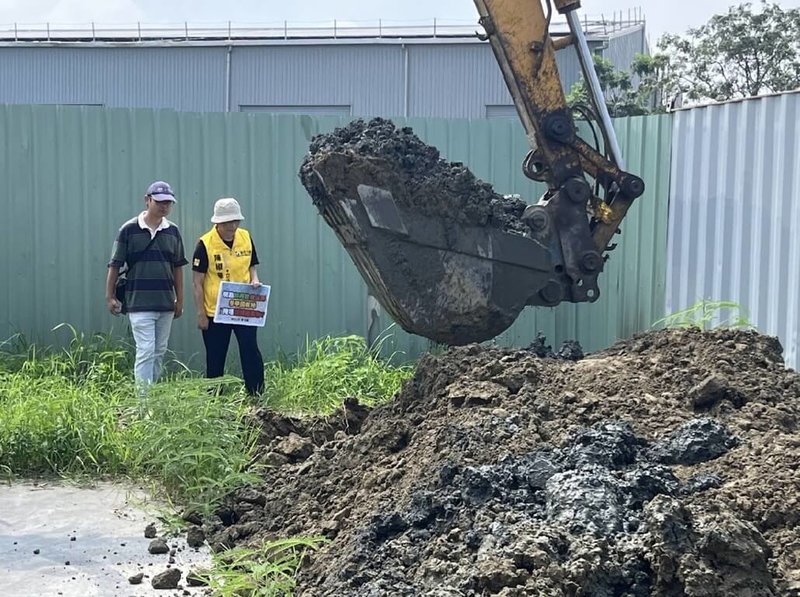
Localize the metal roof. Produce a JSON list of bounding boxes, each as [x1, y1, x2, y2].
[[672, 88, 800, 111], [0, 13, 646, 46]]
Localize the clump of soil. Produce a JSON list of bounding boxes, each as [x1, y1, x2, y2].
[[205, 328, 800, 596], [298, 117, 531, 235]]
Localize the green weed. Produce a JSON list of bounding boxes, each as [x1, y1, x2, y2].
[[263, 335, 413, 415], [654, 299, 754, 331], [0, 330, 259, 512], [201, 537, 327, 597], [0, 373, 129, 475], [0, 327, 134, 476], [121, 378, 261, 514], [0, 324, 132, 385]]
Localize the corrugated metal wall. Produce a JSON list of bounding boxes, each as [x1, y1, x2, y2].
[[666, 91, 800, 368], [0, 47, 226, 111], [0, 106, 671, 366], [0, 107, 367, 368], [0, 33, 636, 118], [405, 41, 597, 118], [231, 44, 405, 116]]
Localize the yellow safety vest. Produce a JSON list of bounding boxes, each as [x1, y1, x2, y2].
[[199, 227, 254, 316]]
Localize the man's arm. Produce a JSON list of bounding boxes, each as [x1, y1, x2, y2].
[[174, 265, 184, 319], [193, 271, 208, 330], [105, 266, 122, 315], [171, 228, 189, 319], [107, 226, 127, 315]]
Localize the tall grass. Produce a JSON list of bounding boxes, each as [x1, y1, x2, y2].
[[0, 325, 132, 381], [0, 327, 131, 475], [121, 379, 261, 512], [0, 326, 417, 594], [0, 374, 129, 474], [263, 335, 414, 414], [0, 328, 258, 512]]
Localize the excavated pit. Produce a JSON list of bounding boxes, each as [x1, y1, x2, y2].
[[298, 118, 558, 345], [205, 328, 800, 596]]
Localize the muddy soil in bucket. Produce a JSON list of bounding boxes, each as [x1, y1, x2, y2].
[[297, 118, 558, 345]]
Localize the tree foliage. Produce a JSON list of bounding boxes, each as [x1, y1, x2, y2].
[[566, 1, 800, 115], [565, 54, 672, 117], [660, 1, 800, 101]]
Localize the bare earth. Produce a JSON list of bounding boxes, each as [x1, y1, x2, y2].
[[205, 328, 800, 596]]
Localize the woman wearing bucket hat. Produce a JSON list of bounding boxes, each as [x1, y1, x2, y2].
[[191, 197, 264, 396]]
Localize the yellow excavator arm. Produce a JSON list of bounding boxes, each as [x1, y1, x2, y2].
[[475, 0, 645, 303], [299, 0, 646, 345]]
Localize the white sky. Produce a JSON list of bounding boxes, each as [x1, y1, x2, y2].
[[1, 0, 799, 43]]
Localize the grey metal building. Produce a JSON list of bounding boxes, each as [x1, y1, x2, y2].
[[0, 18, 647, 118]]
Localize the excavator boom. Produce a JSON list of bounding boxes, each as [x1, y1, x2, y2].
[[475, 0, 644, 258], [299, 0, 645, 345]]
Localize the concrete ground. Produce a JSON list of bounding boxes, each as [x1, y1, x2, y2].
[[0, 481, 212, 596]]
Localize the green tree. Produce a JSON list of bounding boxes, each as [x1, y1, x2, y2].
[[565, 54, 670, 117], [660, 0, 800, 101], [629, 53, 679, 110], [566, 1, 800, 114]]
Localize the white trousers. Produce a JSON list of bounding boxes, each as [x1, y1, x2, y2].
[[128, 311, 174, 387]]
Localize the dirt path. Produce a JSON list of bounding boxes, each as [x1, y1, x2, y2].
[[0, 481, 211, 597]]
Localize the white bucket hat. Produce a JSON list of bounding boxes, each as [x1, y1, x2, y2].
[[211, 197, 245, 223]]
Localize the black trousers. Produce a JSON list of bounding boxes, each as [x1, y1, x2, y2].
[[202, 320, 264, 396]]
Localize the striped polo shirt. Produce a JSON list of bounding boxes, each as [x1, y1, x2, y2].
[[108, 213, 188, 312]]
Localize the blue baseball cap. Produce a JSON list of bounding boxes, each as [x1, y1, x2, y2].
[[146, 181, 176, 202]]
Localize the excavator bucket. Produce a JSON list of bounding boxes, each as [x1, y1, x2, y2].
[[299, 119, 573, 345]]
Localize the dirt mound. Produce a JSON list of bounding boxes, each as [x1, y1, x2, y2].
[[206, 328, 800, 596], [298, 117, 531, 235]]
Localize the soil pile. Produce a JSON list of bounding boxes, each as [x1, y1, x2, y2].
[[298, 117, 531, 235], [206, 328, 800, 596]]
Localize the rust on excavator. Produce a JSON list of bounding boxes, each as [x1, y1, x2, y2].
[[474, 0, 576, 170], [553, 0, 582, 12], [551, 35, 575, 51]]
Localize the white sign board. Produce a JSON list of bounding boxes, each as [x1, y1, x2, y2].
[[213, 282, 271, 327]]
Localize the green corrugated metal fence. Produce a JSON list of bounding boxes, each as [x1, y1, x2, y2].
[[0, 106, 671, 367]]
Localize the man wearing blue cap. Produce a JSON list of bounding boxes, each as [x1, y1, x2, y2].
[[106, 181, 188, 390]]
